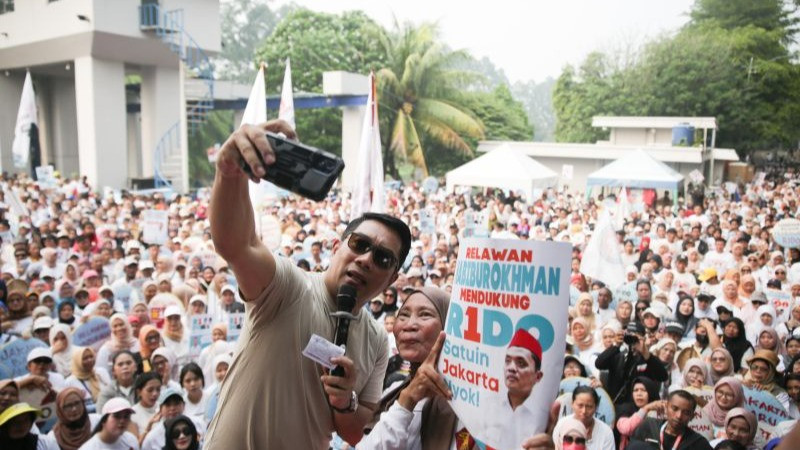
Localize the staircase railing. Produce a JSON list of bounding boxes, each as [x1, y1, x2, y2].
[[153, 122, 181, 189], [139, 3, 215, 189]]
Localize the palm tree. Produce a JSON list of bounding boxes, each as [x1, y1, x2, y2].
[[377, 22, 484, 178]]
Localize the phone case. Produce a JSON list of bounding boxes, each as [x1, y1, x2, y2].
[[240, 132, 345, 202]]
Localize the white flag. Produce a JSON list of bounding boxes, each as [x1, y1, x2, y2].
[[350, 72, 384, 220], [278, 58, 296, 130], [614, 186, 630, 231], [12, 71, 38, 169], [241, 64, 268, 235], [580, 211, 626, 289]]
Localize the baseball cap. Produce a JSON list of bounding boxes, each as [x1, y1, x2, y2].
[[138, 260, 155, 271], [370, 296, 384, 305], [189, 294, 207, 305], [33, 316, 54, 331], [164, 305, 182, 318], [123, 257, 138, 267], [101, 398, 135, 416], [698, 267, 718, 282], [0, 403, 41, 427], [27, 347, 53, 363], [157, 387, 184, 407], [664, 320, 685, 335]]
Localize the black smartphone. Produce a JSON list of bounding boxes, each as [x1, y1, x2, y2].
[[240, 132, 345, 202]]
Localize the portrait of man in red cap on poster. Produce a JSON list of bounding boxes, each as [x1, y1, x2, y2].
[[482, 328, 545, 448]]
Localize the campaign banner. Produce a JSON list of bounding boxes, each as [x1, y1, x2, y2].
[[72, 317, 111, 351], [142, 209, 169, 245], [463, 210, 489, 238], [557, 377, 615, 426], [0, 337, 47, 377], [613, 281, 637, 303], [112, 284, 134, 312], [189, 314, 214, 359], [35, 165, 56, 188], [743, 387, 792, 427], [439, 238, 570, 449], [765, 289, 791, 322], [227, 312, 246, 342], [773, 218, 800, 249]]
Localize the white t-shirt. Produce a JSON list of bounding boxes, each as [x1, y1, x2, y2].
[[78, 431, 140, 449]]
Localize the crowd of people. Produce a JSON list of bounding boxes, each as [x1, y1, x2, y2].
[[0, 135, 799, 449]]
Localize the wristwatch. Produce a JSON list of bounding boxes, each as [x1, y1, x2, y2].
[[332, 390, 358, 414]]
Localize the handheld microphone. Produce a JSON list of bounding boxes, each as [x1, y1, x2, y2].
[[331, 284, 357, 377]]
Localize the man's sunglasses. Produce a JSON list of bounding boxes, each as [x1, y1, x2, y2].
[[346, 232, 398, 270], [563, 436, 586, 445], [170, 425, 192, 439]]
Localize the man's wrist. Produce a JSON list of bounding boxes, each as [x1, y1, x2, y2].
[[332, 390, 358, 414]]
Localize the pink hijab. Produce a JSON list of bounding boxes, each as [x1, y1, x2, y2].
[[703, 376, 744, 427]]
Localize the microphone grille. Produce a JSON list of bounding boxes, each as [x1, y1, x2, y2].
[[337, 284, 357, 311]]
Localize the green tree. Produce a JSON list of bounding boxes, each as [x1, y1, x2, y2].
[[511, 77, 556, 142], [377, 22, 484, 178], [188, 110, 234, 187], [255, 9, 389, 155]]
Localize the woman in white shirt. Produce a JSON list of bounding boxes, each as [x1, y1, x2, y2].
[[179, 363, 208, 430], [131, 372, 162, 438], [552, 386, 615, 450]]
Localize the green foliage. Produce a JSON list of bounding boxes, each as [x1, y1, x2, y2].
[[511, 78, 556, 142], [552, 0, 800, 154], [377, 22, 484, 178], [188, 110, 234, 188], [254, 9, 388, 153]]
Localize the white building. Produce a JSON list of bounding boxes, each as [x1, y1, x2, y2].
[[0, 0, 221, 191], [478, 116, 739, 191]]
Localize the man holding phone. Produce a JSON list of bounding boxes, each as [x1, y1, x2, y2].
[[205, 120, 411, 449]]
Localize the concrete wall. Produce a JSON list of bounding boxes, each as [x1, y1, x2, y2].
[[140, 65, 182, 177], [42, 75, 81, 176], [609, 127, 676, 147], [74, 56, 128, 189], [0, 73, 25, 173]]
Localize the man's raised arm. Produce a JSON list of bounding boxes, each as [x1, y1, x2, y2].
[[210, 120, 296, 300]]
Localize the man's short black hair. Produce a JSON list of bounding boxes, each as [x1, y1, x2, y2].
[[343, 213, 411, 269], [668, 389, 697, 410]]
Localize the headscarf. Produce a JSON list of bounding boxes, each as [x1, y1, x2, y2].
[[785, 300, 800, 331], [51, 387, 92, 450], [722, 318, 752, 372], [673, 296, 698, 338], [554, 416, 588, 450], [162, 415, 199, 450], [743, 350, 779, 393], [138, 324, 160, 360], [707, 347, 735, 385], [570, 317, 594, 350], [69, 347, 101, 400], [616, 376, 659, 419], [724, 407, 757, 446], [680, 358, 708, 389], [756, 326, 785, 357], [575, 293, 596, 333], [703, 376, 745, 427], [107, 313, 138, 352], [56, 298, 76, 325], [211, 323, 227, 341], [49, 323, 74, 377], [163, 312, 184, 343]]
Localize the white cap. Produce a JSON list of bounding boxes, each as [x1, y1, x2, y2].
[[189, 294, 207, 305], [164, 305, 182, 318], [33, 316, 54, 331], [138, 260, 155, 271], [220, 284, 236, 295], [101, 397, 135, 416], [123, 257, 139, 267], [27, 347, 53, 363]]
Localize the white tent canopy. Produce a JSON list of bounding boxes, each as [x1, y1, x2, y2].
[[446, 145, 558, 200], [586, 149, 685, 190]]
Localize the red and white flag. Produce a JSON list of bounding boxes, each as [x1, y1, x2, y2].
[[350, 72, 384, 220], [278, 58, 295, 130]]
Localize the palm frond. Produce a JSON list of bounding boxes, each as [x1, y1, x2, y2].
[[415, 98, 485, 138]]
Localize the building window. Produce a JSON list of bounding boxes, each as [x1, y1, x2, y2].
[[0, 0, 13, 15]]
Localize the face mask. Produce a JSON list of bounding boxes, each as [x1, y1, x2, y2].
[[696, 334, 709, 346]]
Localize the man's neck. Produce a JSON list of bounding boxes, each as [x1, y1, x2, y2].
[[665, 422, 683, 436]]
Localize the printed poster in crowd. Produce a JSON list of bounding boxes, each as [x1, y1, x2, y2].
[[0, 337, 47, 377], [35, 165, 56, 188], [419, 209, 436, 234], [19, 385, 57, 433], [743, 387, 791, 428], [463, 210, 489, 238], [112, 283, 134, 312], [142, 209, 169, 245], [613, 281, 637, 303], [227, 312, 246, 342], [765, 289, 791, 322], [557, 377, 615, 426], [189, 314, 214, 359], [439, 238, 570, 449], [72, 317, 112, 352], [772, 218, 800, 249]]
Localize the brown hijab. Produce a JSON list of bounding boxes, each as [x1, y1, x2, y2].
[[52, 387, 92, 450]]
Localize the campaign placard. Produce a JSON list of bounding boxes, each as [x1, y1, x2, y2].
[[419, 209, 436, 234], [189, 314, 214, 359], [142, 209, 169, 245], [743, 387, 792, 427], [773, 218, 800, 249], [765, 289, 791, 322], [227, 312, 246, 342], [19, 386, 57, 433], [440, 238, 570, 449], [72, 317, 111, 351], [0, 338, 47, 377]]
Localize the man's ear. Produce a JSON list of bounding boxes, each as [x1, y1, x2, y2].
[[331, 238, 341, 253]]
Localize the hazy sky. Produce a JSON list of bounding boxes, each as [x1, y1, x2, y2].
[[273, 0, 696, 83]]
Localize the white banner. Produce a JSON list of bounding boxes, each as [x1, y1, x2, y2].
[[580, 212, 626, 289], [12, 71, 37, 169], [440, 238, 570, 449]]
